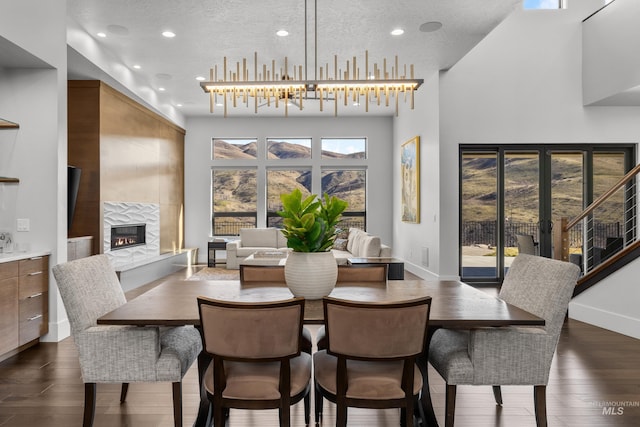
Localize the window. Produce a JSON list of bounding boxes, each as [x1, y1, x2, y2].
[[266, 168, 312, 227], [212, 168, 257, 235], [212, 138, 257, 159], [321, 138, 366, 159], [322, 169, 366, 230], [523, 0, 562, 9], [211, 136, 369, 235], [267, 138, 312, 159]]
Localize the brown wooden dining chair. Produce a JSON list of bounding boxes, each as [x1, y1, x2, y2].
[[313, 296, 432, 427], [197, 296, 312, 427], [315, 265, 388, 351]]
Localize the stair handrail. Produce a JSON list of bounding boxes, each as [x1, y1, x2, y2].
[[565, 163, 640, 231]]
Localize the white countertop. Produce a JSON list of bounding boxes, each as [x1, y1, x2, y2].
[[0, 250, 51, 264]]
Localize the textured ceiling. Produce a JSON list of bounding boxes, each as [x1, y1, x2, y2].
[[67, 0, 521, 118]]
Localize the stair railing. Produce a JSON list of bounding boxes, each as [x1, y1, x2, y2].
[[554, 163, 640, 276]]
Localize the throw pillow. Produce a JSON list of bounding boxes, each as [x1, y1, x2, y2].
[[333, 238, 348, 251]]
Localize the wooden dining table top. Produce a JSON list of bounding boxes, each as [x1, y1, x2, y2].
[[97, 278, 544, 328]]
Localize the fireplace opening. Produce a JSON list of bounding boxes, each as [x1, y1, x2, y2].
[[111, 224, 146, 250]]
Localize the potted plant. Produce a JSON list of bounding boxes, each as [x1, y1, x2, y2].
[[277, 188, 348, 299]]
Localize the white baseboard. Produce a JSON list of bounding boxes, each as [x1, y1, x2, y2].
[[569, 302, 640, 340], [41, 319, 71, 342]]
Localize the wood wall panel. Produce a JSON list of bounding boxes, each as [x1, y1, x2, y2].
[[68, 81, 185, 255], [67, 81, 101, 253]]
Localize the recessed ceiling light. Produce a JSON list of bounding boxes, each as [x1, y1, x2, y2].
[[158, 87, 166, 91], [196, 76, 206, 81], [391, 28, 404, 36], [276, 29, 289, 37], [133, 64, 141, 69], [162, 31, 176, 38], [419, 21, 443, 33], [97, 32, 107, 38], [176, 103, 183, 107]]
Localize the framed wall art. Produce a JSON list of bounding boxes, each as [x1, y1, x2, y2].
[[401, 136, 420, 223]]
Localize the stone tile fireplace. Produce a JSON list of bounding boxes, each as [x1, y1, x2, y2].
[[103, 202, 159, 266]]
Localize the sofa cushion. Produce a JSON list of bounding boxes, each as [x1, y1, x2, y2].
[[276, 229, 288, 248], [240, 228, 277, 247], [351, 230, 368, 257], [346, 228, 361, 253], [330, 249, 351, 265], [360, 235, 381, 257]]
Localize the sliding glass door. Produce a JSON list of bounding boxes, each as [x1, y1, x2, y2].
[[460, 144, 633, 284]]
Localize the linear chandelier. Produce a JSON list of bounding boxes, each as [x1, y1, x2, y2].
[[200, 0, 423, 117]]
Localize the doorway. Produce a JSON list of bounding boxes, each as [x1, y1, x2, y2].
[[460, 144, 633, 283]]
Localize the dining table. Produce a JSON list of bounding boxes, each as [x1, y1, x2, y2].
[[98, 278, 544, 427]]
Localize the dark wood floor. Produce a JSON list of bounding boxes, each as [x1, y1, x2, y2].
[[1, 267, 639, 426]]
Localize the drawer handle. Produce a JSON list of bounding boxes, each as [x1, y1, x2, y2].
[[29, 257, 43, 260], [28, 292, 43, 298], [28, 271, 43, 276], [28, 314, 43, 321]]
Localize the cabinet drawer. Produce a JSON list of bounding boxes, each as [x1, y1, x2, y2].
[[0, 261, 18, 280], [18, 256, 48, 276], [19, 292, 48, 346], [19, 271, 48, 299]]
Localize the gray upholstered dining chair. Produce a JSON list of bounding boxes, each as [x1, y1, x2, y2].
[[52, 254, 202, 427], [197, 296, 311, 427], [313, 296, 432, 427], [428, 254, 580, 427]]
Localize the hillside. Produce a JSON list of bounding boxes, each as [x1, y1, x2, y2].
[[213, 140, 366, 213], [462, 154, 626, 224]]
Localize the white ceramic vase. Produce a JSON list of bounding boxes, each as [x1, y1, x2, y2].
[[284, 251, 338, 299]]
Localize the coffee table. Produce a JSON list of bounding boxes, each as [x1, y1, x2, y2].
[[348, 257, 405, 279], [240, 252, 288, 266]]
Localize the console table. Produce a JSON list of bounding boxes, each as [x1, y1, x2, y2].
[[347, 257, 405, 280]]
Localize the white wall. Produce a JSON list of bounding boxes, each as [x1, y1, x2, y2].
[[437, 0, 640, 338], [583, 0, 640, 105], [393, 73, 442, 279], [0, 0, 69, 341], [184, 116, 394, 264]]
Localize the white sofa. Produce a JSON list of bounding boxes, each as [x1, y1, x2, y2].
[[225, 227, 391, 269], [330, 228, 392, 265], [226, 228, 290, 269]]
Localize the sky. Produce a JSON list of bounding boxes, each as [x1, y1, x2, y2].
[[523, 0, 560, 9]]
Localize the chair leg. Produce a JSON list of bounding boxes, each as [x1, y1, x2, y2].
[[445, 384, 457, 427], [120, 383, 129, 403], [279, 403, 291, 427], [304, 391, 311, 426], [492, 385, 503, 405], [172, 382, 183, 427], [83, 383, 96, 427], [534, 385, 548, 427], [336, 402, 347, 427], [314, 382, 323, 424]]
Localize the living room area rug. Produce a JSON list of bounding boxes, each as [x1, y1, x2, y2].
[[187, 267, 240, 281]]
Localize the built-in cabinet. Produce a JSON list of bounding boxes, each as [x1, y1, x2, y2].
[[0, 254, 49, 358], [0, 118, 20, 183]]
